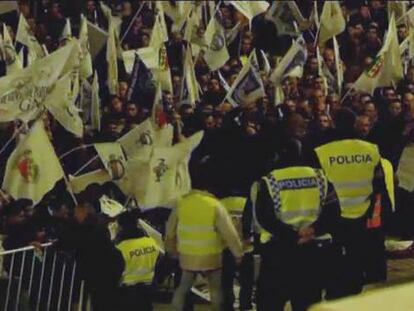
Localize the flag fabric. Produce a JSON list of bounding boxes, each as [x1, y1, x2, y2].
[[151, 84, 167, 128], [388, 1, 407, 22], [16, 14, 34, 46], [204, 16, 230, 71], [183, 45, 201, 105], [230, 1, 269, 21], [225, 49, 265, 106], [126, 53, 156, 104], [0, 41, 79, 122], [1, 24, 22, 74], [270, 38, 307, 84], [162, 1, 192, 32], [139, 131, 203, 209], [150, 10, 168, 49], [87, 21, 108, 59], [266, 1, 309, 36], [79, 15, 93, 80], [184, 7, 208, 54], [107, 17, 118, 95], [91, 70, 101, 131], [0, 1, 18, 14], [318, 1, 346, 45], [43, 73, 83, 137], [260, 49, 271, 75], [353, 14, 403, 94], [79, 78, 92, 124], [60, 18, 72, 41], [118, 118, 155, 161], [99, 195, 125, 217], [2, 121, 64, 204], [333, 36, 344, 94], [69, 169, 111, 193], [218, 70, 230, 91], [94, 142, 127, 181]]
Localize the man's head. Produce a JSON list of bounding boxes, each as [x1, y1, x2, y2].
[[355, 115, 371, 137], [74, 202, 95, 224]]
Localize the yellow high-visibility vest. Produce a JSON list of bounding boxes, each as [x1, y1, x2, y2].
[[263, 166, 327, 228], [117, 237, 159, 286], [220, 196, 254, 253], [250, 181, 272, 244], [381, 158, 395, 210], [177, 190, 223, 256], [316, 139, 380, 219]]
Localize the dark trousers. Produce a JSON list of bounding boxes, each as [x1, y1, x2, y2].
[[328, 220, 387, 299], [222, 250, 255, 311], [256, 241, 329, 311], [118, 283, 153, 311]]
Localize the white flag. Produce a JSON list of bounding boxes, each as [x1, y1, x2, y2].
[[1, 24, 22, 74], [0, 41, 79, 122], [79, 15, 93, 80], [94, 142, 127, 181], [107, 17, 119, 95], [225, 49, 265, 106], [91, 70, 101, 131], [43, 73, 83, 137], [204, 17, 230, 71], [2, 121, 64, 204]]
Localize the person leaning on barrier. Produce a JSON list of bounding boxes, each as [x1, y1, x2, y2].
[[254, 157, 335, 311], [314, 108, 392, 298], [165, 181, 243, 311], [115, 210, 160, 311]]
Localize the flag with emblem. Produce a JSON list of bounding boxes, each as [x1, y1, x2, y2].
[[79, 15, 93, 80], [184, 6, 207, 56], [91, 70, 101, 131], [43, 73, 83, 137], [318, 1, 346, 45], [140, 131, 203, 209], [1, 23, 22, 74], [225, 49, 265, 106], [204, 15, 229, 71], [94, 142, 127, 181], [106, 17, 118, 95], [266, 1, 310, 36], [353, 14, 403, 94], [230, 1, 269, 21], [2, 121, 65, 204], [0, 41, 79, 122], [270, 38, 307, 84], [118, 118, 155, 161]]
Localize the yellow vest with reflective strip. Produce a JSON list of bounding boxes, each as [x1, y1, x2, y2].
[[263, 166, 326, 230], [316, 139, 380, 219], [250, 181, 272, 244], [177, 190, 223, 256], [381, 158, 395, 211], [116, 237, 159, 286], [220, 196, 254, 253]]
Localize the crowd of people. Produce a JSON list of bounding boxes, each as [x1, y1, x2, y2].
[[1, 0, 414, 310]]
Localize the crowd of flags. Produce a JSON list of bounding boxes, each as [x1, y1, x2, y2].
[[0, 1, 413, 208]]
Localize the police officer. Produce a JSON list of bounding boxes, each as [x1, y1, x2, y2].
[[165, 187, 243, 311], [254, 161, 331, 311], [220, 195, 255, 311], [116, 210, 160, 311], [314, 108, 392, 298]]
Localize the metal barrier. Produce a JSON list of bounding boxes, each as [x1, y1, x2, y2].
[[0, 243, 87, 311]]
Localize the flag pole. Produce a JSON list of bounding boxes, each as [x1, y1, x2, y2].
[[62, 174, 78, 206], [120, 1, 146, 43], [73, 155, 99, 176], [58, 144, 94, 160], [178, 43, 188, 104]]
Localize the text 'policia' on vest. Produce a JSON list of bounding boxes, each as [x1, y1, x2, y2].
[[328, 154, 373, 165]]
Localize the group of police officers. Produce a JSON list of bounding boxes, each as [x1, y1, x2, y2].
[[113, 109, 394, 311]]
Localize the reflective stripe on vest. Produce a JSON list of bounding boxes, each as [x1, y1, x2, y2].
[[250, 182, 272, 244], [177, 190, 223, 255], [117, 237, 159, 286], [316, 139, 380, 219], [263, 167, 326, 229]]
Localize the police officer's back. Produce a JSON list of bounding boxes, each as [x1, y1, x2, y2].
[[116, 211, 160, 311]]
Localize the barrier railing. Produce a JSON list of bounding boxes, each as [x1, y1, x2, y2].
[[0, 242, 87, 311]]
